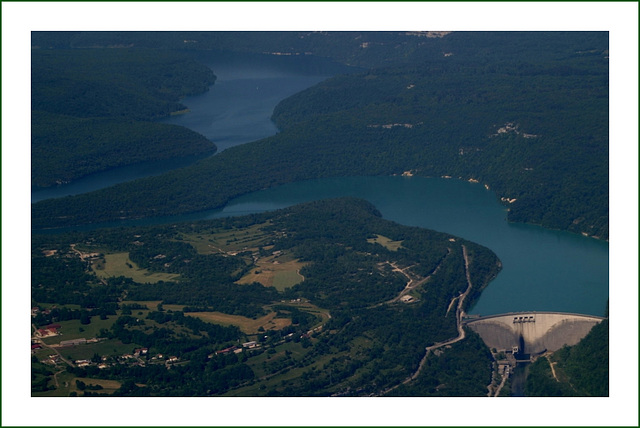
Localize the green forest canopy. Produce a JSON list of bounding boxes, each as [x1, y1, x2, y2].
[[31, 48, 217, 187], [32, 197, 501, 396], [31, 32, 608, 239]]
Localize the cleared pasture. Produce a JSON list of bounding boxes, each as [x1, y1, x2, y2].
[[187, 310, 291, 334], [41, 315, 118, 345], [120, 300, 185, 312], [59, 339, 139, 361], [92, 252, 180, 283], [180, 221, 272, 254], [73, 377, 122, 394], [236, 258, 306, 291], [367, 234, 404, 251]]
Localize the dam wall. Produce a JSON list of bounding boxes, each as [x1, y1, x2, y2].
[[463, 312, 605, 355]]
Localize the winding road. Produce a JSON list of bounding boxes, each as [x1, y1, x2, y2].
[[381, 244, 474, 395]]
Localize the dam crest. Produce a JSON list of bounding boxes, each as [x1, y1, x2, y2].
[[463, 311, 605, 356]]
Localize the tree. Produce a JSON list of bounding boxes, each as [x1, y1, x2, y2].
[[80, 312, 91, 325]]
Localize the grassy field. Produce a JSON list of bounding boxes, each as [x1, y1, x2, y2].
[[236, 257, 306, 291], [58, 339, 140, 361], [119, 300, 294, 334], [33, 371, 123, 397], [367, 234, 404, 251], [273, 270, 305, 289], [73, 377, 122, 393], [120, 300, 185, 312], [181, 221, 307, 291], [41, 315, 118, 345], [187, 310, 291, 334], [92, 252, 180, 283], [180, 222, 272, 254], [226, 341, 340, 396]]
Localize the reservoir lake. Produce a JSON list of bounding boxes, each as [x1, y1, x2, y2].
[[31, 52, 352, 203], [199, 176, 609, 317], [32, 53, 609, 317]]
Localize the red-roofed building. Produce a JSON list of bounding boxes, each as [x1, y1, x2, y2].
[[215, 345, 238, 355]]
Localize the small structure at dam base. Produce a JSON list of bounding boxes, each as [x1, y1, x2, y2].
[[465, 311, 605, 396]]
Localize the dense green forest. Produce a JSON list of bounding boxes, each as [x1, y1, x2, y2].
[[31, 31, 608, 239], [32, 111, 214, 187], [31, 198, 502, 396], [525, 317, 609, 396], [387, 328, 494, 396], [31, 47, 216, 187]]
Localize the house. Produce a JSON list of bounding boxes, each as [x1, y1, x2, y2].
[[215, 346, 238, 355], [37, 328, 59, 338], [133, 347, 148, 357]]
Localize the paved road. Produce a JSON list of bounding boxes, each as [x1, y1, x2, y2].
[[380, 245, 473, 395], [32, 324, 75, 368]]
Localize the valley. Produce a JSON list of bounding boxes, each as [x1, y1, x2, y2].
[[28, 30, 610, 400]]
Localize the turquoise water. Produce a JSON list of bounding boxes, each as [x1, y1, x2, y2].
[[209, 176, 609, 317]]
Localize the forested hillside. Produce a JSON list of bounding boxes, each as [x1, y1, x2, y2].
[[31, 31, 608, 239], [525, 318, 609, 396], [30, 31, 610, 397], [31, 47, 216, 187], [31, 198, 501, 396]]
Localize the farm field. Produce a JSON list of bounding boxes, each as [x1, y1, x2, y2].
[[236, 258, 306, 290], [180, 221, 272, 255], [187, 310, 291, 334], [92, 252, 180, 283], [58, 339, 140, 361], [40, 315, 118, 345], [120, 300, 185, 312], [33, 371, 124, 397]]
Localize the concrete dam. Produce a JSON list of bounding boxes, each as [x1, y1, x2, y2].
[[463, 312, 605, 356]]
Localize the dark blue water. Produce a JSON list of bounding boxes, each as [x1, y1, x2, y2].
[[31, 52, 353, 203], [31, 153, 209, 203], [159, 52, 353, 153]]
